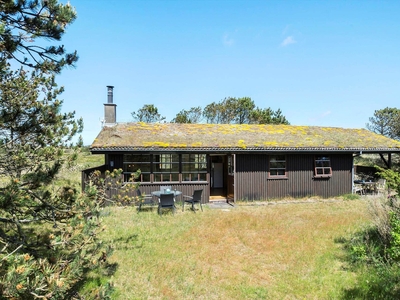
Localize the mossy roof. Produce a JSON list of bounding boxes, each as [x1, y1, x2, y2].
[[90, 122, 400, 153]]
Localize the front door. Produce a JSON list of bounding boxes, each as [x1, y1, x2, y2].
[[227, 154, 235, 202], [210, 155, 226, 200]]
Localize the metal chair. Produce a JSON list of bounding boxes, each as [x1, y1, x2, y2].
[[158, 193, 175, 215], [137, 189, 155, 212], [182, 189, 203, 212]]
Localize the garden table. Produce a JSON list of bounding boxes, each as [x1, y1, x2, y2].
[[361, 181, 377, 195], [151, 190, 182, 203]]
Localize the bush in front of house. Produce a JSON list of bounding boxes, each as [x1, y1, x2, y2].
[[342, 167, 400, 298]]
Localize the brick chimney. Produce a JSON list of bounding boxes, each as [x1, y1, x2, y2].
[[104, 85, 116, 124]]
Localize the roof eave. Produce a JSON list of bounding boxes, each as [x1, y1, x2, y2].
[[90, 146, 400, 154]]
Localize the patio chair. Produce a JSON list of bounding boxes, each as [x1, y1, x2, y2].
[[182, 189, 203, 212], [137, 189, 155, 212], [376, 178, 386, 195], [158, 193, 175, 215], [353, 184, 364, 195]]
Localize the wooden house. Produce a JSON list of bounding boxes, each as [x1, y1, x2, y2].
[[84, 87, 400, 203]]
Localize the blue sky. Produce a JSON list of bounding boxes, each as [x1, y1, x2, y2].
[[55, 0, 400, 145]]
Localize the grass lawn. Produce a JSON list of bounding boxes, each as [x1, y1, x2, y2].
[[56, 148, 104, 186], [99, 199, 372, 299]]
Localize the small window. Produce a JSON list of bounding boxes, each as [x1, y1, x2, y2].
[[269, 155, 286, 178], [315, 156, 332, 177]]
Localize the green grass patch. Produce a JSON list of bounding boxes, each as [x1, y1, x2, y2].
[[55, 148, 104, 187], [342, 193, 361, 201]]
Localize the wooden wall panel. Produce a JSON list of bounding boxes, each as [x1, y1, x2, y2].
[[235, 154, 269, 201], [236, 153, 353, 200]]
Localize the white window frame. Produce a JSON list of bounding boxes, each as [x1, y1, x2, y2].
[[314, 156, 332, 178]]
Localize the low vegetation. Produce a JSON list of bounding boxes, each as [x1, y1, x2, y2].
[[98, 199, 371, 299], [6, 147, 400, 298], [340, 167, 400, 299]]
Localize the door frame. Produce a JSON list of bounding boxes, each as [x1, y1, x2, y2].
[[210, 154, 226, 199], [209, 154, 235, 203]]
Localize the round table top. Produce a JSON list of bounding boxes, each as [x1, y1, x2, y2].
[[151, 190, 182, 197], [354, 180, 376, 185]]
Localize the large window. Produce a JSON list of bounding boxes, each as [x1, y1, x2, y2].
[[182, 154, 207, 182], [269, 155, 286, 177], [154, 154, 179, 182], [123, 153, 207, 183], [314, 156, 332, 177], [123, 154, 151, 182]]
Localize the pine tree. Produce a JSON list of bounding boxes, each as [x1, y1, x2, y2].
[[0, 0, 78, 73], [0, 62, 113, 299], [0, 1, 114, 298]]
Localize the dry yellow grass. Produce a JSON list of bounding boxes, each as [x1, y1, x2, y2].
[[100, 199, 371, 299]]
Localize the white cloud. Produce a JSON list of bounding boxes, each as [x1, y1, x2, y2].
[[281, 36, 296, 47], [222, 33, 234, 46], [320, 111, 332, 117], [308, 111, 332, 123]]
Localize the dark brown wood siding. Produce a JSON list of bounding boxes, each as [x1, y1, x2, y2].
[[235, 153, 353, 200], [235, 154, 269, 201], [85, 152, 353, 203]]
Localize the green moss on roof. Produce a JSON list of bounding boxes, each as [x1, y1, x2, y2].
[[90, 123, 400, 150]]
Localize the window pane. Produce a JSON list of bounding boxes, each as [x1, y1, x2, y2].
[[228, 155, 234, 175], [126, 164, 151, 173], [154, 154, 178, 169], [154, 174, 162, 182], [181, 154, 189, 164], [124, 154, 151, 162], [315, 156, 331, 176], [270, 155, 286, 177], [277, 169, 285, 176], [123, 154, 151, 182], [182, 154, 207, 181], [182, 161, 189, 172], [153, 173, 180, 182], [274, 162, 285, 168], [141, 173, 151, 182], [270, 155, 285, 162], [316, 161, 330, 167], [153, 154, 180, 182], [171, 173, 179, 181]]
